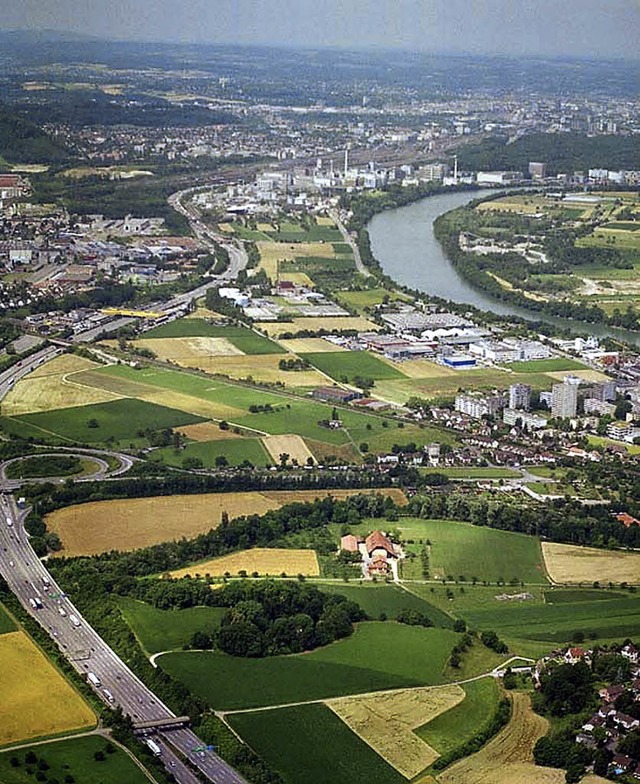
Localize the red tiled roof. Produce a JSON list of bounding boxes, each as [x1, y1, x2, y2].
[[365, 530, 395, 556]]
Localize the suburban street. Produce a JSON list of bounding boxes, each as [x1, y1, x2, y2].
[[0, 493, 247, 784]]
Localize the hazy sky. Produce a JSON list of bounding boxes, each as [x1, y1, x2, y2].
[[3, 0, 640, 58]]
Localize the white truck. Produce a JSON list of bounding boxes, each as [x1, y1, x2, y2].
[[103, 688, 115, 703], [58, 606, 67, 617], [6, 517, 12, 527], [87, 672, 101, 688], [69, 614, 81, 627], [146, 738, 162, 757]]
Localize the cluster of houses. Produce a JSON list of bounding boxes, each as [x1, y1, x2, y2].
[[339, 530, 402, 579], [537, 643, 640, 779]]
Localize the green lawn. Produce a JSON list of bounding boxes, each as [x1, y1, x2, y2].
[[0, 604, 16, 635], [302, 351, 405, 382], [159, 623, 459, 710], [416, 678, 500, 758], [1, 399, 204, 446], [154, 437, 271, 468], [505, 358, 588, 373], [117, 596, 225, 655], [0, 736, 152, 783], [336, 288, 410, 311], [318, 584, 454, 628], [385, 518, 545, 584], [229, 704, 405, 784]]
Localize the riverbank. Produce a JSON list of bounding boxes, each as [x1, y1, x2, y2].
[[363, 187, 640, 348]]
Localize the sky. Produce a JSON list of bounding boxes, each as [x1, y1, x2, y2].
[[2, 0, 640, 59]]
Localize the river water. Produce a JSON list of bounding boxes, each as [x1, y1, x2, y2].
[[368, 189, 640, 348]]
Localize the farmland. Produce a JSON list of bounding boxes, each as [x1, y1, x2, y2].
[[1, 354, 121, 416], [261, 434, 315, 464], [542, 542, 640, 585], [168, 548, 320, 578], [417, 678, 500, 760], [302, 350, 405, 382], [141, 319, 284, 354], [159, 623, 459, 710], [155, 436, 271, 468], [379, 518, 545, 584], [260, 315, 379, 337], [47, 488, 404, 556], [0, 631, 95, 745], [437, 692, 557, 784], [228, 704, 406, 784], [0, 736, 153, 784], [328, 685, 465, 778], [0, 398, 205, 446], [117, 597, 225, 655]]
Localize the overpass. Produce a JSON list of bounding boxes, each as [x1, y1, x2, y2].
[[134, 716, 191, 732]]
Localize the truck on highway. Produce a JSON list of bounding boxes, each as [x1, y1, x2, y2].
[[6, 517, 12, 527], [87, 672, 101, 688], [42, 576, 51, 591], [29, 598, 37, 609], [103, 688, 115, 702], [69, 614, 80, 627], [33, 597, 43, 609], [58, 606, 67, 617], [146, 738, 162, 757]]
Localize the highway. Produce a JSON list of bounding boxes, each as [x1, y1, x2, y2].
[[0, 494, 247, 784]]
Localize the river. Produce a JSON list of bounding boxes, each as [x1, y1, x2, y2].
[[368, 189, 640, 348]]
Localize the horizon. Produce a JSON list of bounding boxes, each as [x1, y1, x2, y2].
[[1, 0, 639, 60]]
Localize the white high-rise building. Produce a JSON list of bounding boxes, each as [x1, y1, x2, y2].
[[509, 383, 532, 411], [551, 382, 578, 418]]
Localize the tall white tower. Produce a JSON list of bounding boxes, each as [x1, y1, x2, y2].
[[344, 145, 349, 178], [453, 155, 459, 181]]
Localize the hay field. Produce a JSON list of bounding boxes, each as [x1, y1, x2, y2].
[[262, 316, 379, 338], [547, 369, 608, 383], [329, 685, 465, 779], [177, 422, 245, 441], [2, 355, 121, 415], [437, 692, 556, 784], [282, 272, 315, 287], [206, 355, 326, 387], [72, 368, 245, 421], [257, 240, 335, 278], [262, 434, 315, 465], [277, 338, 349, 353], [316, 216, 336, 226], [137, 336, 245, 358], [169, 548, 320, 578], [47, 493, 282, 556], [0, 631, 95, 745], [48, 488, 405, 556], [542, 542, 640, 585]]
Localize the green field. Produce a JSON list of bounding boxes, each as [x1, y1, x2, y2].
[[336, 288, 410, 312], [0, 605, 16, 635], [117, 597, 225, 655], [143, 320, 284, 354], [319, 584, 454, 628], [155, 437, 271, 468], [0, 735, 152, 784], [505, 358, 588, 373], [229, 703, 405, 784], [421, 466, 519, 480], [416, 677, 500, 759], [1, 399, 204, 446], [159, 623, 459, 710], [302, 351, 405, 382], [381, 518, 545, 584]]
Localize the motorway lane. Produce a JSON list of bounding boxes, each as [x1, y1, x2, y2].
[[0, 495, 247, 784], [0, 345, 63, 400]]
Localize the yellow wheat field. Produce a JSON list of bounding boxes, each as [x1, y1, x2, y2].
[[47, 488, 405, 556], [438, 692, 561, 784], [169, 548, 320, 578], [0, 631, 95, 745], [542, 542, 640, 585], [2, 355, 122, 415], [177, 422, 245, 441], [329, 685, 465, 779], [262, 434, 316, 465]]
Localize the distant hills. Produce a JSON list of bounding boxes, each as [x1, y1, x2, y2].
[[0, 107, 70, 165]]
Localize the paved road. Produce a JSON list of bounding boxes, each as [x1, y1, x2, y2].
[[0, 345, 64, 401], [329, 208, 371, 278], [0, 494, 247, 784]]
